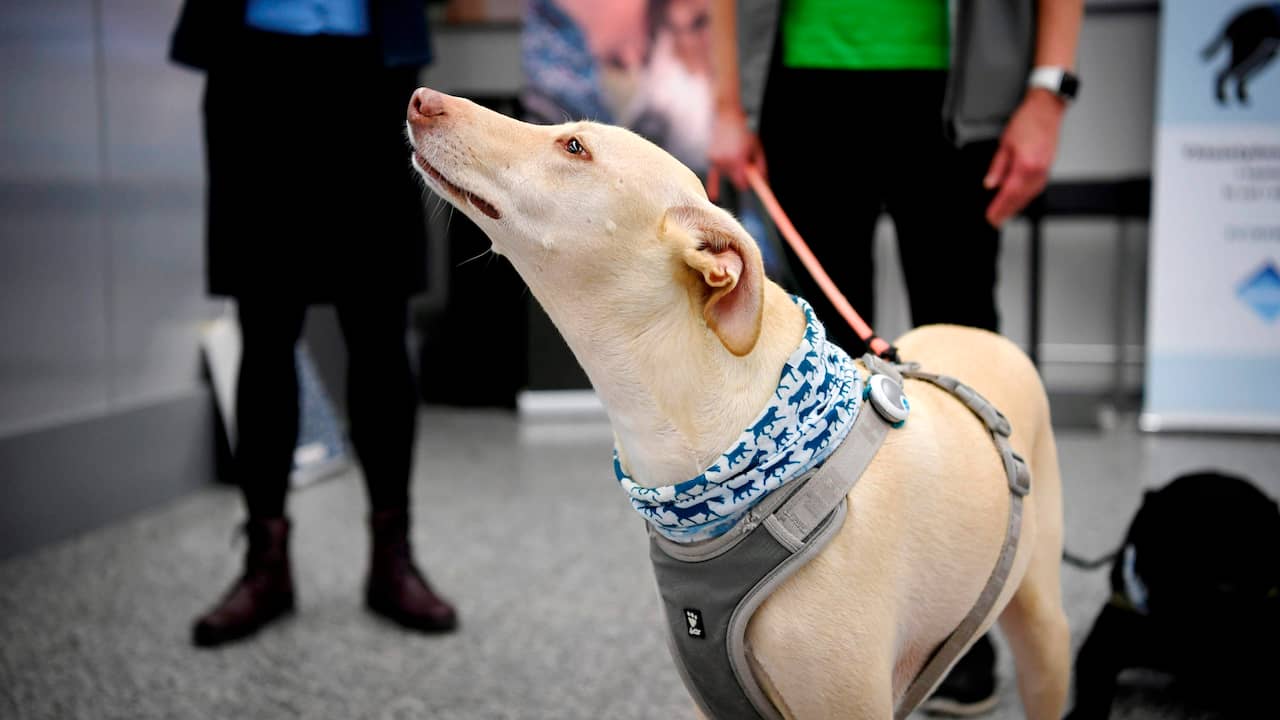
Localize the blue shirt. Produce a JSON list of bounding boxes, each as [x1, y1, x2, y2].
[[246, 0, 371, 37]]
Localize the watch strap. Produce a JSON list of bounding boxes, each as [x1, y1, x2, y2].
[[1028, 66, 1079, 101]]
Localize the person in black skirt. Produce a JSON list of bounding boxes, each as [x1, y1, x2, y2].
[[170, 0, 457, 647]]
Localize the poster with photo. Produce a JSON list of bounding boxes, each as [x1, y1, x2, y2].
[[521, 0, 714, 173]]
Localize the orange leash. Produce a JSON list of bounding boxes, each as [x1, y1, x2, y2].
[[742, 166, 898, 361]]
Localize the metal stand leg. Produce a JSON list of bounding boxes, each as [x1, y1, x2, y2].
[[1110, 221, 1129, 413]]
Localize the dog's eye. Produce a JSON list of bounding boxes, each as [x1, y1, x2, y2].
[[562, 137, 590, 159]]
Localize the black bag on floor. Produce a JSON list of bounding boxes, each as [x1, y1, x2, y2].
[[1068, 470, 1280, 719]]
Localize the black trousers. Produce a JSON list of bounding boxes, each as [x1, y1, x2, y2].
[[235, 297, 417, 518], [759, 67, 1000, 355]]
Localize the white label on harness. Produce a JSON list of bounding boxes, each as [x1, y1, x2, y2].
[[685, 609, 705, 638]]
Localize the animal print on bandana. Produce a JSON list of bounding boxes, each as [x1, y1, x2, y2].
[[615, 297, 863, 543]]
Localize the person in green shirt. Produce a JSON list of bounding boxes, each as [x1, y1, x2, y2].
[[783, 0, 951, 71], [710, 0, 1083, 715]]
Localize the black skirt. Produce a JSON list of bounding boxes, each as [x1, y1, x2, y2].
[[202, 29, 427, 301]]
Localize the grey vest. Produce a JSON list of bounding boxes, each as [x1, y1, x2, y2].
[[648, 355, 1032, 720], [735, 0, 1037, 146]]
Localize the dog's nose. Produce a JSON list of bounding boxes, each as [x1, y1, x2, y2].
[[408, 87, 446, 126]]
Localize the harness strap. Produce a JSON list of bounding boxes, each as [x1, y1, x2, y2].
[[647, 357, 1031, 720], [647, 407, 889, 720], [766, 391, 894, 550], [902, 369, 1013, 437], [861, 352, 905, 384], [892, 369, 1031, 718]]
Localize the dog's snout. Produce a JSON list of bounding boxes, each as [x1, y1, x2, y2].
[[408, 87, 446, 126]]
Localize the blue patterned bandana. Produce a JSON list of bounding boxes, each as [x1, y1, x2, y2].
[[614, 297, 863, 543]]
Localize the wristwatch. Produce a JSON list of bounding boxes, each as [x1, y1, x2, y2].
[[1028, 66, 1080, 102]]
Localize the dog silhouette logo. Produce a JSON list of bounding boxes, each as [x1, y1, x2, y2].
[[684, 608, 705, 638], [1204, 3, 1280, 105]]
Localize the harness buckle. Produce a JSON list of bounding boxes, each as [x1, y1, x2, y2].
[[1007, 451, 1032, 497]]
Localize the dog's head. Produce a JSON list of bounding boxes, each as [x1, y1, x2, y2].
[[406, 87, 765, 356]]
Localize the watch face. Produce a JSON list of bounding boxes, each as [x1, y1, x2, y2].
[[1060, 73, 1080, 100]]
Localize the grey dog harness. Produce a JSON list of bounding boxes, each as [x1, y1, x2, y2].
[[648, 354, 1032, 720]]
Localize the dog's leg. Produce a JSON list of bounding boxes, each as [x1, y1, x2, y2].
[[749, 624, 895, 720], [1064, 603, 1147, 720], [997, 425, 1070, 720], [1000, 583, 1070, 720], [1233, 40, 1279, 105]]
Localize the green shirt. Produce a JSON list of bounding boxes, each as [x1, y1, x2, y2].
[[783, 0, 951, 70]]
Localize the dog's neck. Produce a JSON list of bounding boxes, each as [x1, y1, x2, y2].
[[532, 276, 806, 488]]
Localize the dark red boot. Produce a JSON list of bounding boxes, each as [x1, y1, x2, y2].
[[192, 517, 295, 647], [365, 508, 458, 632]]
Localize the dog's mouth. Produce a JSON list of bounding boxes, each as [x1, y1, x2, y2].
[[413, 151, 502, 220]]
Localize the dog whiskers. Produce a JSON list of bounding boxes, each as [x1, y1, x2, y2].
[[456, 247, 494, 268], [428, 194, 452, 223]]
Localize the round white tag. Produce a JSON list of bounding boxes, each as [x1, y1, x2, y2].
[[868, 374, 910, 425]]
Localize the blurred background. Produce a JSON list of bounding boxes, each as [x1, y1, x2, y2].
[[1, 1, 1277, 719]]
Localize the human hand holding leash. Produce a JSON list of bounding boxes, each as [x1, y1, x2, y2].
[[705, 0, 766, 202], [706, 106, 767, 202], [983, 88, 1066, 228]]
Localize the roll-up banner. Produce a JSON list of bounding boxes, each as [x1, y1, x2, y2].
[[1142, 0, 1280, 433]]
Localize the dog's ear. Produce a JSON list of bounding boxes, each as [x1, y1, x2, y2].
[[663, 205, 765, 357]]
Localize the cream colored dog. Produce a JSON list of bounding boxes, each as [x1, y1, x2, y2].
[[405, 87, 1070, 720]]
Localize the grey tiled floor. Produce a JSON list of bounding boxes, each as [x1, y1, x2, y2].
[[1, 408, 1276, 719]]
